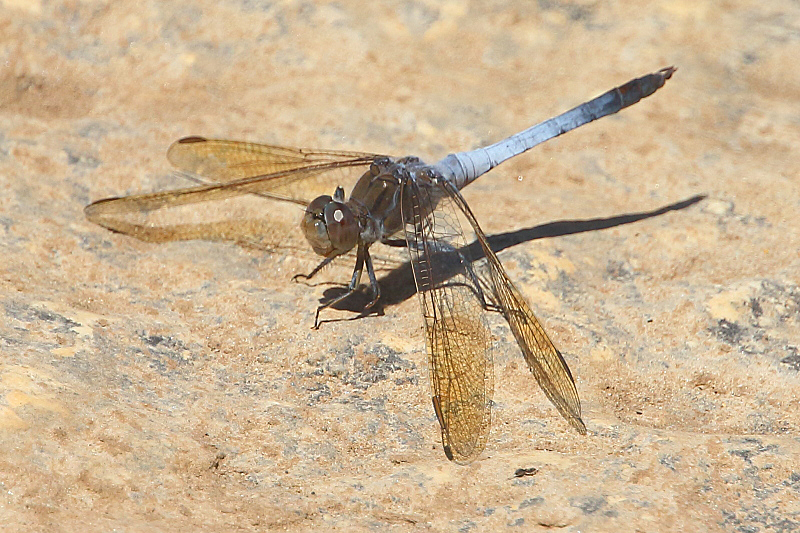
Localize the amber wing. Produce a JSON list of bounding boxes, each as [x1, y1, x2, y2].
[[402, 175, 494, 463], [85, 137, 380, 247], [443, 180, 586, 435]]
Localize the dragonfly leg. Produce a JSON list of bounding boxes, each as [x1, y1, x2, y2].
[[292, 256, 335, 282], [364, 247, 381, 308], [311, 245, 367, 329]]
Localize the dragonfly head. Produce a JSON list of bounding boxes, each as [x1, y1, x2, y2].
[[301, 187, 359, 257]]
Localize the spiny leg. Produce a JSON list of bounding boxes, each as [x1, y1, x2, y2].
[[363, 247, 381, 309], [292, 256, 336, 283], [311, 244, 368, 329]]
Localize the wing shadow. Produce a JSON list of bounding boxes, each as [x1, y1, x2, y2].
[[319, 194, 706, 317]]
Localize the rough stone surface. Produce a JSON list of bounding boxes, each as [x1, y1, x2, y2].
[[1, 1, 799, 531]]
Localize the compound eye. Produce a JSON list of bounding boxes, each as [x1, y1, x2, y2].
[[306, 195, 332, 217], [301, 195, 334, 256], [324, 202, 358, 254], [310, 218, 328, 243]]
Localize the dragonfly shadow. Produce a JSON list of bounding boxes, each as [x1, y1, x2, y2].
[[320, 194, 706, 317]]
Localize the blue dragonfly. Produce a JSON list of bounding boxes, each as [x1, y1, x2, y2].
[[86, 67, 675, 463]]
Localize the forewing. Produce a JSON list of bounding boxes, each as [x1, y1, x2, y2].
[[167, 137, 379, 203], [402, 175, 493, 464], [442, 181, 586, 435], [85, 141, 377, 251]]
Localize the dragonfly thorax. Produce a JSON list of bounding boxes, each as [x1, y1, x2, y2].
[[301, 186, 359, 258]]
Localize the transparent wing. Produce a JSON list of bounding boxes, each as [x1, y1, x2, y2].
[[166, 137, 379, 202], [85, 138, 381, 250], [442, 180, 586, 435], [401, 175, 493, 464]]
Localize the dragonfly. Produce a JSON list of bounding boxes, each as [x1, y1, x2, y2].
[[85, 67, 675, 463]]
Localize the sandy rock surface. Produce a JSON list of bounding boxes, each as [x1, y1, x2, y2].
[[1, 0, 799, 531]]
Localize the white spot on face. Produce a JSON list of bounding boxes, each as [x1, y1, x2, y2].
[[333, 209, 344, 222]]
